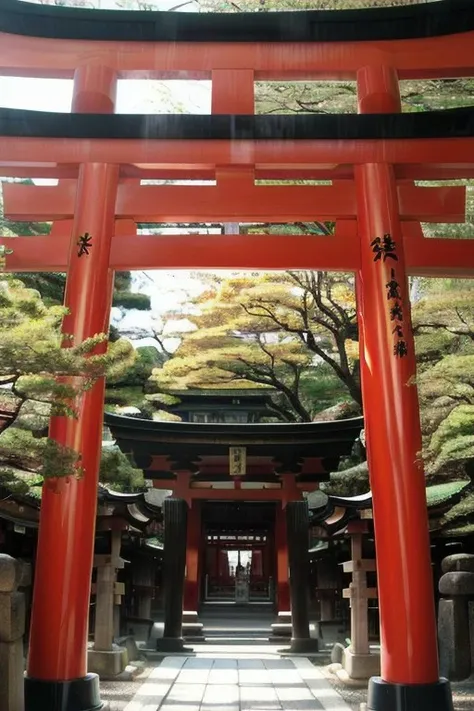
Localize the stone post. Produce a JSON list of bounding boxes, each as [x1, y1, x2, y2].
[[133, 558, 154, 620], [317, 558, 338, 623], [0, 554, 25, 711], [88, 530, 127, 678], [438, 553, 474, 681], [157, 498, 189, 652], [286, 501, 318, 653], [341, 522, 380, 681]]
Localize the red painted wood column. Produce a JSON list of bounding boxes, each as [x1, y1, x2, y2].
[[184, 500, 202, 612], [25, 67, 118, 711], [356, 66, 452, 711], [275, 505, 290, 613]]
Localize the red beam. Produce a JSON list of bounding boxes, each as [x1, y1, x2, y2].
[[404, 236, 474, 277], [0, 232, 360, 272], [0, 137, 473, 169], [3, 231, 474, 276], [3, 182, 465, 223], [180, 487, 299, 501], [2, 165, 474, 182], [4, 182, 357, 222], [0, 31, 473, 80]]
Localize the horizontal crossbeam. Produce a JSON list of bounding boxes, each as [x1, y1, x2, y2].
[[3, 231, 474, 277], [0, 233, 359, 273], [3, 182, 466, 223], [0, 27, 473, 80], [0, 137, 472, 169], [2, 165, 474, 182]]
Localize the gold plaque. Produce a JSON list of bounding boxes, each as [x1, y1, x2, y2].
[[229, 446, 246, 476]]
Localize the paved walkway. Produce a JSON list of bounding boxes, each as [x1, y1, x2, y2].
[[123, 655, 352, 711]]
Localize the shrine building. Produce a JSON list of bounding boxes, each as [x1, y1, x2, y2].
[[105, 410, 363, 647]]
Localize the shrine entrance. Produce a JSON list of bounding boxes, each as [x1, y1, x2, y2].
[[202, 502, 275, 606]]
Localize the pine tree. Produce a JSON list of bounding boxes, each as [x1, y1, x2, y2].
[[0, 277, 137, 494]]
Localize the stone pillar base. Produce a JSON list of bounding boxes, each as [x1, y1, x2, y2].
[[88, 645, 128, 679], [367, 677, 453, 711], [25, 673, 102, 711], [182, 610, 203, 641], [269, 611, 292, 641], [343, 648, 380, 680]]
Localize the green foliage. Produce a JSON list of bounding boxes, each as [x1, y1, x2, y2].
[[99, 446, 146, 492], [151, 271, 360, 421], [106, 346, 166, 419], [144, 392, 181, 406], [322, 461, 369, 497], [0, 468, 42, 497], [413, 285, 474, 486], [0, 277, 136, 483], [113, 271, 151, 311], [112, 346, 163, 387], [19, 273, 66, 305]]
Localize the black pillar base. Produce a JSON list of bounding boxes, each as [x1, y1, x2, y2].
[[25, 673, 102, 711], [367, 677, 454, 711], [156, 636, 193, 653], [289, 637, 319, 654], [278, 637, 319, 654]]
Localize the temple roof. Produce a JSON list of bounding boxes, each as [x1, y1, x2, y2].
[[105, 412, 363, 486], [310, 480, 472, 538]]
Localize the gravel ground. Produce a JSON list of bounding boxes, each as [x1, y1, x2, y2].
[[100, 665, 154, 711], [318, 662, 474, 711]]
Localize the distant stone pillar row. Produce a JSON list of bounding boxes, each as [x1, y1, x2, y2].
[[0, 555, 29, 711], [438, 554, 474, 681], [286, 501, 317, 653], [88, 530, 127, 679], [341, 523, 380, 681], [93, 530, 124, 652], [158, 498, 188, 652], [133, 559, 155, 620]]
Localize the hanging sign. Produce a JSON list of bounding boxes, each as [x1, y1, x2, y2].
[[229, 446, 246, 476]]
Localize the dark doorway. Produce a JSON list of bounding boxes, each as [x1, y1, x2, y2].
[[202, 502, 276, 605]]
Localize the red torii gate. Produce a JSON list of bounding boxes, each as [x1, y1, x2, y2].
[[0, 2, 473, 710]]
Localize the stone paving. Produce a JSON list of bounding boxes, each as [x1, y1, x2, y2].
[[121, 655, 352, 711]]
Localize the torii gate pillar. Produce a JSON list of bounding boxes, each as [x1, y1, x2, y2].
[[356, 66, 453, 711], [24, 67, 118, 711]]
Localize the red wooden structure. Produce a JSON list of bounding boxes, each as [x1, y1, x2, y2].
[[0, 1, 472, 709]]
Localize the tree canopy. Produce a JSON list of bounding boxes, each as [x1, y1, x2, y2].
[[149, 271, 359, 421], [0, 276, 139, 493]]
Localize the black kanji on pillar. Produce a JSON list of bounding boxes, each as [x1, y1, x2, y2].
[[286, 500, 318, 653], [159, 497, 188, 651]]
